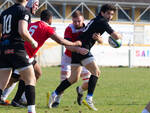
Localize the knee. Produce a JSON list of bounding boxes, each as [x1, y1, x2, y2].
[[61, 71, 70, 81], [97, 70, 101, 77], [68, 77, 78, 84], [92, 69, 101, 78], [24, 75, 36, 86], [70, 78, 78, 84]]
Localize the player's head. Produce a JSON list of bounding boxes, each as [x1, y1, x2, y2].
[[72, 10, 84, 29], [16, 0, 27, 3], [26, 0, 39, 14], [40, 10, 53, 25], [99, 4, 116, 21]]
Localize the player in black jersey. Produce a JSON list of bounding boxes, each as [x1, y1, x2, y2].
[[48, 4, 122, 111], [0, 0, 38, 113]]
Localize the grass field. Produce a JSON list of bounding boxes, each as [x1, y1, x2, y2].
[[0, 67, 150, 113]]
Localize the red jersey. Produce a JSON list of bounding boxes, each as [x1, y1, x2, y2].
[[24, 21, 55, 58], [64, 24, 84, 57]]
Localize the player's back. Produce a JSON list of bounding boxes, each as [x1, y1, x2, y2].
[[0, 3, 31, 49], [25, 21, 55, 58]]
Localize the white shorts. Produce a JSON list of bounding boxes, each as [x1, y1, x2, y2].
[[61, 54, 90, 81]]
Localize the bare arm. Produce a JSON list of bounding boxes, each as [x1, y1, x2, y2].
[[0, 24, 2, 39], [65, 46, 81, 52], [50, 33, 81, 46], [66, 46, 89, 55], [18, 20, 37, 48], [110, 31, 122, 40]]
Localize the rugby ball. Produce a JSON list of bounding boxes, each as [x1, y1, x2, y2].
[[108, 36, 122, 48]]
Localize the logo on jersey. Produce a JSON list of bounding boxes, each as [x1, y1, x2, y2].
[[24, 15, 29, 21]]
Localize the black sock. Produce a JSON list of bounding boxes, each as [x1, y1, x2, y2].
[[55, 79, 71, 95], [0, 89, 2, 100], [13, 80, 25, 102], [25, 85, 35, 105], [87, 75, 98, 96]]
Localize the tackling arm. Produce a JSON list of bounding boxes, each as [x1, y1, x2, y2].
[[50, 33, 81, 46]]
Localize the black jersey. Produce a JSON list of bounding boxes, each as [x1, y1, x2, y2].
[[78, 15, 114, 50], [0, 3, 31, 50]]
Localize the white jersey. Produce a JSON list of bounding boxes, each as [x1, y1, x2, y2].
[[61, 54, 90, 82]]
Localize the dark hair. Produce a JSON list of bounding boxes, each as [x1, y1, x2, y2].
[[72, 10, 83, 18], [40, 10, 52, 21], [17, 0, 24, 2], [99, 4, 116, 14]]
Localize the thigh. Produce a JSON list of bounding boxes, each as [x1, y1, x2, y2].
[[19, 65, 36, 86], [84, 60, 100, 77], [33, 62, 42, 80], [0, 69, 12, 90]]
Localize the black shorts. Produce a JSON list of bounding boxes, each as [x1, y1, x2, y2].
[[71, 51, 93, 65], [11, 59, 37, 79], [0, 49, 31, 69]]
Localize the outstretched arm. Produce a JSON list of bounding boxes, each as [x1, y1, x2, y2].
[[51, 33, 82, 46]]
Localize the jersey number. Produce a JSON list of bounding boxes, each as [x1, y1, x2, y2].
[[29, 25, 38, 36], [3, 15, 12, 34]]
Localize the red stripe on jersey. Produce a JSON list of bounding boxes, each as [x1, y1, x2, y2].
[[82, 78, 90, 81]]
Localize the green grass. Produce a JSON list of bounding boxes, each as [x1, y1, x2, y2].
[[0, 67, 150, 113]]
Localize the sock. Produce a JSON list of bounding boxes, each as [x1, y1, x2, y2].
[[0, 89, 2, 100], [21, 92, 27, 103], [25, 85, 35, 105], [79, 86, 84, 94], [86, 95, 93, 101], [13, 80, 25, 102], [87, 75, 98, 97], [55, 79, 71, 95], [2, 83, 17, 101], [28, 105, 36, 113], [55, 94, 62, 103], [142, 109, 150, 113]]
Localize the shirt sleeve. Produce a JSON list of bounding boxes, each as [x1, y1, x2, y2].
[[19, 9, 31, 23], [102, 20, 114, 34], [64, 27, 72, 41], [47, 26, 55, 37]]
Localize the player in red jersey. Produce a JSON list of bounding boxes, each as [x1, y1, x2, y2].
[[1, 9, 83, 107], [51, 10, 103, 108]]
